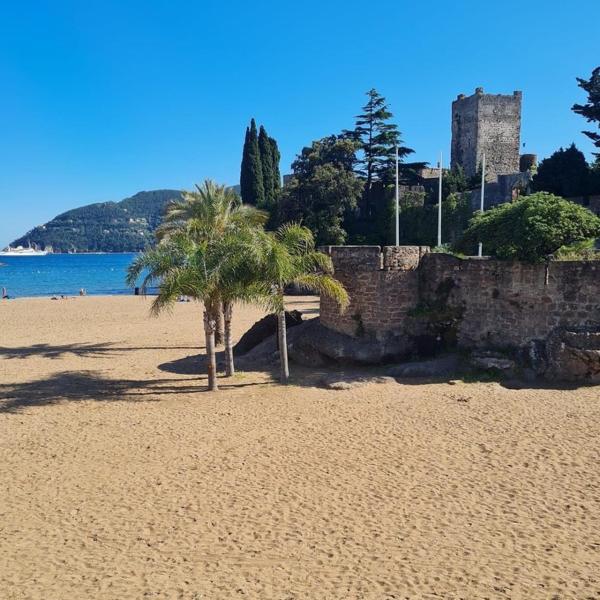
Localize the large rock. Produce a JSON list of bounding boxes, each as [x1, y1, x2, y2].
[[544, 326, 600, 382], [288, 319, 412, 366], [469, 351, 516, 374], [320, 374, 396, 390], [386, 354, 461, 378], [234, 310, 302, 356]]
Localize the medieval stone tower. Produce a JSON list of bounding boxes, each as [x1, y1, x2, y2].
[[451, 87, 522, 179]]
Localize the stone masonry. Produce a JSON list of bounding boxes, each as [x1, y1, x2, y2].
[[320, 246, 600, 354], [451, 88, 522, 179]]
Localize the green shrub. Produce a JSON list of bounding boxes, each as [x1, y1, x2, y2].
[[455, 192, 600, 262]]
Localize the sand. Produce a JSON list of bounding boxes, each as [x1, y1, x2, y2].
[[1, 295, 599, 599]]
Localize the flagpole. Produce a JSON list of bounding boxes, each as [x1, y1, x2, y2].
[[477, 152, 486, 257], [437, 152, 443, 248], [395, 144, 399, 246]]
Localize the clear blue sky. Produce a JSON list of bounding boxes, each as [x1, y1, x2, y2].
[[1, 0, 599, 247]]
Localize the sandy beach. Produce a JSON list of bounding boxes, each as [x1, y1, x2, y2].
[[1, 295, 599, 599]]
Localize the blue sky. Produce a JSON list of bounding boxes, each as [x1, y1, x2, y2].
[[1, 0, 599, 247]]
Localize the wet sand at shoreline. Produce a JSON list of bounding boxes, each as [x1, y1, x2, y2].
[[1, 296, 599, 598]]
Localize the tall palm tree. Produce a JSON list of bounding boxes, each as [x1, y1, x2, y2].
[[255, 224, 349, 383], [157, 179, 267, 345]]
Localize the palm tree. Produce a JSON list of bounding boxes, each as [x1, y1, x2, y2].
[[157, 180, 267, 345], [255, 224, 349, 382]]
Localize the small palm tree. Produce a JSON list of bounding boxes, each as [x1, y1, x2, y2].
[[255, 224, 349, 382]]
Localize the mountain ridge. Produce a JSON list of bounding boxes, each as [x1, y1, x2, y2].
[[11, 189, 183, 253]]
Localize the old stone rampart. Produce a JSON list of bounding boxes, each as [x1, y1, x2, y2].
[[320, 246, 600, 353]]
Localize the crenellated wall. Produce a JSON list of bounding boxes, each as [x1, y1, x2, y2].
[[320, 246, 600, 352]]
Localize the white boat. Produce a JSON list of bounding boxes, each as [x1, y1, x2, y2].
[[0, 244, 49, 256]]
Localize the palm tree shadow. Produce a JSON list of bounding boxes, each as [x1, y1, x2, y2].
[[158, 350, 279, 378], [0, 342, 203, 360], [0, 371, 210, 414]]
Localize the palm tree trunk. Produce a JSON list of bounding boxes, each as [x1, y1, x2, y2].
[[215, 303, 225, 346], [203, 309, 219, 391], [223, 301, 234, 377], [277, 302, 289, 384]]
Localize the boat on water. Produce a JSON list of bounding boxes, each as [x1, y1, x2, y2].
[[0, 244, 51, 257]]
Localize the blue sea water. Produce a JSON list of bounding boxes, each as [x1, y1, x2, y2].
[[0, 253, 142, 298]]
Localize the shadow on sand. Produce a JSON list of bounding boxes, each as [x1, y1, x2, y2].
[[0, 342, 203, 360], [0, 368, 271, 414]]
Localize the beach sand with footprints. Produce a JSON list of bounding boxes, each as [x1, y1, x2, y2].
[[1, 296, 599, 598]]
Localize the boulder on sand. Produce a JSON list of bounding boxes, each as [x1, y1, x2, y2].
[[544, 326, 600, 382], [386, 354, 461, 378], [233, 310, 303, 356], [288, 319, 412, 366]]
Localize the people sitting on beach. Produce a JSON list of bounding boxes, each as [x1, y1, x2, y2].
[[2, 287, 9, 300]]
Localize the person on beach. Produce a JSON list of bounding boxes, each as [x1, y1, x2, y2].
[[2, 287, 8, 300]]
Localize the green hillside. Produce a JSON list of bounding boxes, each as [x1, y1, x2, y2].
[[11, 190, 183, 253]]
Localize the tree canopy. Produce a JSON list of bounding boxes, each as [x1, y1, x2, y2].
[[456, 192, 600, 262], [240, 119, 280, 210], [573, 67, 600, 158], [532, 144, 592, 198], [277, 136, 363, 245]]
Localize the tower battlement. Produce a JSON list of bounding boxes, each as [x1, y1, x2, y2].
[[451, 88, 522, 178]]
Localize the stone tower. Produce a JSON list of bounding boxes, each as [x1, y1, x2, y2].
[[451, 87, 522, 179]]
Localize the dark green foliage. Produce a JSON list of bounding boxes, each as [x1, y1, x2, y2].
[[239, 118, 264, 205], [258, 125, 276, 210], [277, 136, 363, 245], [443, 165, 470, 198], [240, 119, 280, 214], [532, 144, 591, 197], [269, 136, 281, 197], [397, 192, 472, 247], [11, 190, 183, 253], [456, 192, 600, 262], [572, 67, 600, 157]]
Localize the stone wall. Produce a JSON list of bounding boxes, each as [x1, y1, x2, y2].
[[321, 246, 600, 354], [451, 88, 522, 179]]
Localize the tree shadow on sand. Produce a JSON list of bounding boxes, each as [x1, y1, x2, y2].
[[0, 342, 203, 360], [0, 369, 267, 414]]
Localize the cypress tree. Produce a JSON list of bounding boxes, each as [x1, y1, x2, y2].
[[240, 126, 252, 204], [258, 125, 275, 209], [270, 136, 281, 196], [239, 119, 264, 205]]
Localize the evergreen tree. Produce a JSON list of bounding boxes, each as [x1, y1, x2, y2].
[[258, 125, 275, 210], [240, 126, 252, 203], [573, 67, 600, 158], [278, 136, 362, 245], [239, 118, 264, 205], [344, 89, 417, 218], [270, 136, 281, 196], [532, 144, 591, 198]]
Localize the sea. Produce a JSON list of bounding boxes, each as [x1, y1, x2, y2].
[[0, 253, 146, 298]]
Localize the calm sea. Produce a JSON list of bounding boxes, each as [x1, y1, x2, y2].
[[0, 253, 143, 298]]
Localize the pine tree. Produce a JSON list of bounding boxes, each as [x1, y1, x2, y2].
[[344, 89, 416, 218], [573, 67, 600, 158], [239, 119, 264, 205], [258, 125, 275, 209]]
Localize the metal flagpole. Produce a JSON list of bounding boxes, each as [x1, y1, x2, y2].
[[437, 152, 443, 247], [395, 144, 399, 246], [477, 152, 486, 257]]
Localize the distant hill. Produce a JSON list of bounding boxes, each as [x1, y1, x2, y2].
[[11, 190, 183, 253]]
